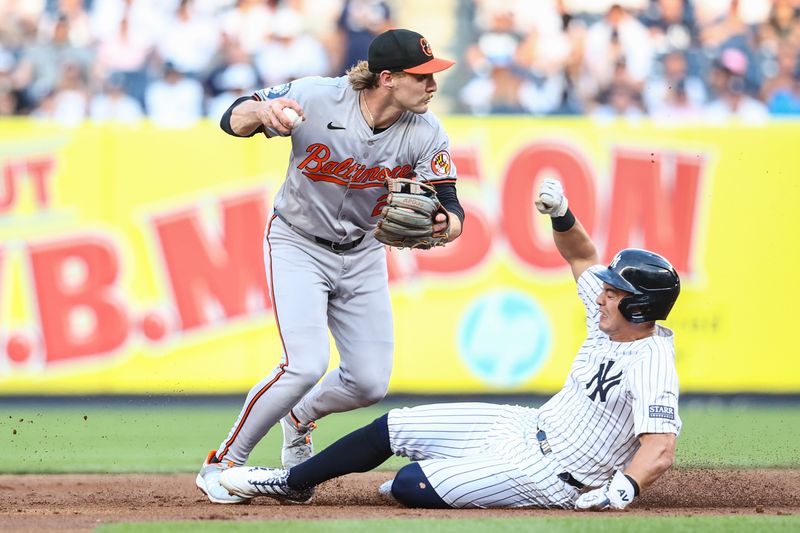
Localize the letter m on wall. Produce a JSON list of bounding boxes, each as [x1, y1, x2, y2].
[[604, 148, 706, 273], [152, 191, 270, 331]]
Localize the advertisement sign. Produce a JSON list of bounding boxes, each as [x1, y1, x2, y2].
[[0, 118, 797, 393]]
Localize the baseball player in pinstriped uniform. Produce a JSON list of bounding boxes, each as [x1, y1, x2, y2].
[[218, 178, 682, 511], [195, 29, 465, 504]]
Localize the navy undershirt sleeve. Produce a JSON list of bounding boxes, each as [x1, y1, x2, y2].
[[220, 95, 265, 137], [433, 182, 465, 226]]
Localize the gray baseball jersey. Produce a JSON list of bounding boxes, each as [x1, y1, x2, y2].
[[255, 76, 457, 242], [385, 265, 681, 508], [214, 76, 457, 466]]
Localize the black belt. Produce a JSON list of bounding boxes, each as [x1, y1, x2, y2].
[[274, 210, 364, 253], [535, 428, 585, 490]]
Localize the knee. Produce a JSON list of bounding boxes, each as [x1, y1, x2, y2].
[[341, 371, 389, 406], [390, 463, 450, 509], [283, 358, 328, 389], [355, 380, 388, 405]]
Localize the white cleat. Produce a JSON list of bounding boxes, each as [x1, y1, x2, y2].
[[220, 466, 314, 503], [196, 450, 251, 504], [280, 414, 316, 469], [378, 479, 397, 502]]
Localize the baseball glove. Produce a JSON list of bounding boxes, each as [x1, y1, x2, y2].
[[374, 177, 449, 249]]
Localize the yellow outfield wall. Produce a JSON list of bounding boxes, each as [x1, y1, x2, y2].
[[0, 117, 797, 394]]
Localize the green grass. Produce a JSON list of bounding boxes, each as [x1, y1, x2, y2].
[[96, 516, 800, 533], [1, 400, 799, 473]]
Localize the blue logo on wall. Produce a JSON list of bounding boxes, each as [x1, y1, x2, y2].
[[457, 290, 551, 387]]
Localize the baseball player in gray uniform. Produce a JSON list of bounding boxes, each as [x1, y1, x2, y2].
[[217, 177, 682, 510], [196, 29, 464, 504]]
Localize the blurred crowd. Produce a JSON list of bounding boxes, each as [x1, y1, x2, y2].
[[0, 0, 798, 126], [0, 0, 394, 126], [458, 0, 800, 122]]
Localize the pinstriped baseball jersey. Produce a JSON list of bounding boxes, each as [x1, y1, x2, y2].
[[253, 76, 456, 244], [383, 264, 680, 508], [537, 264, 681, 487]]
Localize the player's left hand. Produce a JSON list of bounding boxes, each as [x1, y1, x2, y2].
[[574, 471, 637, 511], [432, 211, 449, 236], [535, 177, 569, 217]]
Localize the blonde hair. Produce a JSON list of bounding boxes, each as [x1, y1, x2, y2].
[[346, 61, 379, 90]]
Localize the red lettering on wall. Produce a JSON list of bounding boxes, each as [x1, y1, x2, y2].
[[501, 143, 597, 269], [29, 236, 129, 363], [605, 150, 703, 272], [414, 202, 492, 273], [0, 156, 56, 212], [0, 163, 17, 210], [450, 146, 482, 182], [153, 191, 270, 331], [27, 157, 55, 207]]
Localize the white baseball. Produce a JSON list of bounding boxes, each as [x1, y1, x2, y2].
[[282, 107, 302, 128]]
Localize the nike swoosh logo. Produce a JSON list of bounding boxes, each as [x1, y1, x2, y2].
[[327, 122, 346, 130]]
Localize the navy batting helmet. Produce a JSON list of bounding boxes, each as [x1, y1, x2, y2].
[[593, 249, 680, 323]]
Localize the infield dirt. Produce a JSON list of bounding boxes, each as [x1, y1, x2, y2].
[[1, 469, 798, 532]]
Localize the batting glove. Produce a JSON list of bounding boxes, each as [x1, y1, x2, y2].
[[534, 178, 569, 217], [575, 470, 639, 511]]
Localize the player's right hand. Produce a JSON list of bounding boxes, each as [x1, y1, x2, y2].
[[255, 98, 304, 136], [534, 178, 569, 217]]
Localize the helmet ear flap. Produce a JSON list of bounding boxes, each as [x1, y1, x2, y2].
[[618, 295, 649, 323]]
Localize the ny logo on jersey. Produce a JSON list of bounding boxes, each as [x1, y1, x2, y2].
[[585, 360, 623, 402]]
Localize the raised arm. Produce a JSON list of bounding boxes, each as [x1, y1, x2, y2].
[[534, 178, 599, 280]]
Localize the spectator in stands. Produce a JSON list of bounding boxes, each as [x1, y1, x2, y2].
[[156, 0, 221, 79], [460, 6, 548, 114], [0, 48, 19, 115], [206, 39, 258, 98], [643, 49, 707, 115], [89, 72, 144, 124], [253, 8, 330, 86], [460, 33, 549, 115], [0, 0, 43, 53], [761, 42, 799, 98], [90, 0, 168, 45], [764, 44, 800, 115], [705, 47, 769, 123], [334, 0, 393, 74], [699, 0, 751, 49], [701, 0, 763, 92], [591, 82, 645, 121], [0, 87, 17, 116], [206, 62, 257, 121], [144, 61, 204, 128], [13, 15, 93, 107], [95, 14, 152, 106], [39, 0, 93, 48], [641, 0, 699, 54], [757, 0, 800, 53], [582, 4, 655, 98], [219, 0, 276, 55], [31, 62, 88, 126]]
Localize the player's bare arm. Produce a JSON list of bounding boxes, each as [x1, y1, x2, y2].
[[624, 433, 676, 489], [575, 432, 676, 512], [229, 97, 304, 137], [535, 178, 599, 280]]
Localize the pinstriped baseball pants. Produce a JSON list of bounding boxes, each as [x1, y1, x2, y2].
[[388, 403, 580, 508]]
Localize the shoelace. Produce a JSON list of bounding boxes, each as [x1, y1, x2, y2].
[[288, 421, 317, 447]]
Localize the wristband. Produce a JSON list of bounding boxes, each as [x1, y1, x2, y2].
[[551, 208, 576, 232], [624, 474, 640, 497]]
